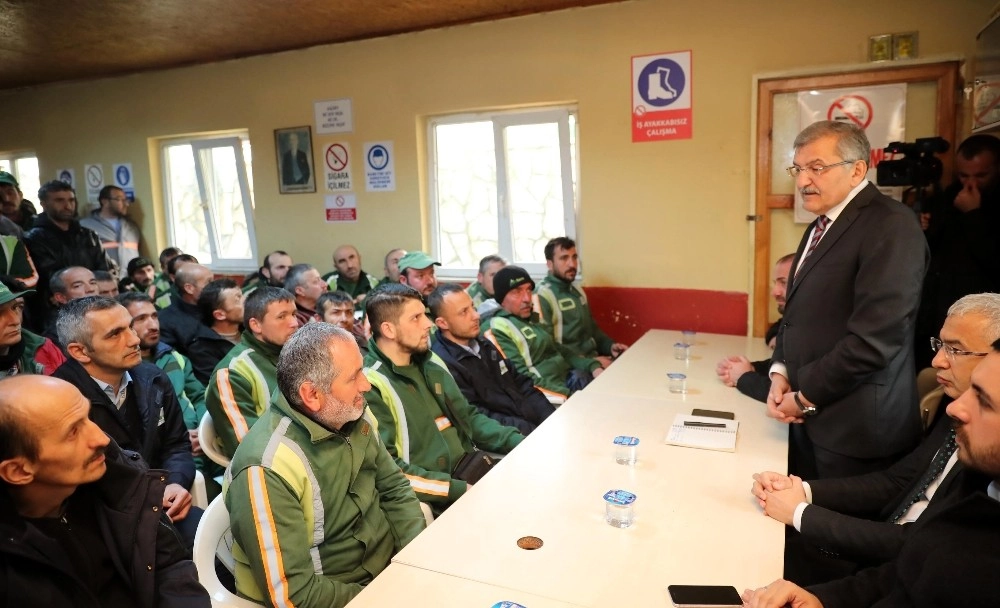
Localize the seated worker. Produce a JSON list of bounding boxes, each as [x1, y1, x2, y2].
[[0, 375, 210, 607], [318, 290, 367, 354], [0, 204, 39, 289], [187, 278, 244, 384], [716, 253, 794, 402], [397, 250, 439, 299], [205, 287, 299, 458], [226, 323, 425, 608], [535, 237, 628, 364], [465, 254, 506, 309], [363, 283, 524, 513], [121, 256, 171, 309], [52, 296, 202, 547], [44, 266, 99, 342], [378, 247, 406, 287], [119, 292, 219, 492], [93, 270, 119, 297], [324, 244, 379, 308], [430, 283, 554, 434], [0, 279, 64, 376], [750, 293, 1000, 584], [743, 339, 1000, 608], [241, 249, 293, 296], [157, 262, 213, 356], [484, 265, 603, 402], [284, 262, 328, 326]]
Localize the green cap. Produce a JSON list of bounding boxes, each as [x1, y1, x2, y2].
[[0, 282, 33, 307], [0, 171, 18, 188], [397, 251, 440, 273]]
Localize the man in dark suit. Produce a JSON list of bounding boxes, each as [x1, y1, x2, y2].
[[768, 120, 929, 479], [281, 132, 311, 186], [751, 293, 1000, 583], [742, 338, 1000, 608]]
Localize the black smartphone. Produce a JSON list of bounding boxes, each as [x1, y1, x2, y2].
[[667, 585, 743, 607], [691, 409, 735, 420]]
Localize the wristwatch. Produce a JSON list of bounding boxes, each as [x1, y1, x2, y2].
[[794, 392, 818, 416]]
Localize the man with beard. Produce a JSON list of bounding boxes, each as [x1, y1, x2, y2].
[[363, 283, 523, 514], [80, 186, 142, 271], [915, 134, 1000, 368], [535, 237, 629, 364], [285, 263, 328, 326], [226, 323, 425, 608], [205, 287, 299, 458], [122, 257, 171, 309], [241, 250, 292, 296], [716, 253, 795, 402], [0, 375, 210, 607], [52, 296, 201, 547], [324, 244, 379, 308], [430, 283, 554, 435], [397, 250, 439, 299], [318, 290, 366, 354], [0, 170, 37, 231]]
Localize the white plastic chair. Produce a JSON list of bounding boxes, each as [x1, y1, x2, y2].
[[200, 412, 231, 468], [193, 496, 261, 608], [420, 501, 434, 526], [192, 470, 208, 509]]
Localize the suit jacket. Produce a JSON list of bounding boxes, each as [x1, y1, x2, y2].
[[773, 182, 929, 459], [810, 483, 999, 608], [799, 412, 972, 564], [281, 148, 311, 185]]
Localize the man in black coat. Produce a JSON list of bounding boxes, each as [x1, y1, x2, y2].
[[0, 374, 209, 608], [429, 283, 554, 434], [52, 296, 202, 547], [742, 338, 1000, 608]]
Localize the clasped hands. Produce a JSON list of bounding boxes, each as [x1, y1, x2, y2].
[[765, 375, 814, 424]]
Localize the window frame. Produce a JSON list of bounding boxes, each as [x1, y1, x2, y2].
[[427, 106, 579, 279]]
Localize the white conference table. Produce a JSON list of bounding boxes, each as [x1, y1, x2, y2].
[[349, 563, 588, 607], [585, 329, 774, 401], [388, 339, 789, 607]]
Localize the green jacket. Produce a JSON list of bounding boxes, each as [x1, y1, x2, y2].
[[147, 342, 207, 430], [323, 270, 379, 309], [465, 281, 489, 308], [226, 394, 425, 608], [205, 333, 281, 458], [536, 273, 614, 357], [483, 308, 601, 399], [0, 232, 39, 289], [363, 340, 523, 510]]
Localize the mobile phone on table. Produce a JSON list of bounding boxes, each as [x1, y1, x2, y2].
[[667, 584, 743, 607], [690, 409, 735, 420]]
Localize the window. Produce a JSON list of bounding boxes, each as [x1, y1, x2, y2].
[[161, 134, 257, 272], [428, 107, 578, 277], [0, 154, 40, 211]]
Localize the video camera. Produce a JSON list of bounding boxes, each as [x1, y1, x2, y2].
[[876, 137, 950, 188]]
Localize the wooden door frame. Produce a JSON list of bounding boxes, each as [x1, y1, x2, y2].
[[752, 61, 961, 337]]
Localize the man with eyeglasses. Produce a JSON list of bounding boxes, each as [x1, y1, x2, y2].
[[767, 120, 929, 480], [716, 253, 795, 402], [81, 185, 143, 272], [751, 292, 1000, 585]]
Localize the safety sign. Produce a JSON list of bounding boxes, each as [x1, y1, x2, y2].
[[113, 163, 136, 201], [324, 142, 353, 192], [325, 193, 357, 223], [631, 50, 693, 142], [315, 98, 353, 134], [84, 164, 104, 205], [56, 168, 75, 189], [364, 141, 395, 192]]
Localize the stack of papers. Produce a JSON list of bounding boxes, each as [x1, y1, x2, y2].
[[664, 414, 739, 452]]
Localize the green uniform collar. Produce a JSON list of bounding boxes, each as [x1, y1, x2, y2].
[[242, 332, 283, 363]]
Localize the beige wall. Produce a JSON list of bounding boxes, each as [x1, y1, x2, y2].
[[0, 0, 991, 292]]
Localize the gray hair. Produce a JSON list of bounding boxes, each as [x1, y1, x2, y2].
[[793, 120, 870, 169], [277, 322, 355, 410], [948, 293, 1000, 343], [49, 266, 90, 295], [56, 296, 121, 349], [478, 254, 506, 274], [283, 263, 317, 295]]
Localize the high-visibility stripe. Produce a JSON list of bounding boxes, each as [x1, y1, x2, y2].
[[404, 474, 450, 497], [434, 416, 452, 432], [536, 286, 562, 343], [489, 317, 543, 380], [215, 368, 251, 440], [364, 363, 411, 461], [99, 240, 139, 250], [248, 467, 294, 608], [483, 329, 508, 359], [535, 385, 568, 401]]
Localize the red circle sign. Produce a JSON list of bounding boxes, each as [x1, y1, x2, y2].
[[827, 95, 873, 129], [325, 144, 348, 172]]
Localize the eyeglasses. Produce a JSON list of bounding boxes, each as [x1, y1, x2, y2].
[[930, 337, 989, 360], [786, 160, 857, 178]]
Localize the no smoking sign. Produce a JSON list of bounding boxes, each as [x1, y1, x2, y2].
[[324, 142, 352, 192]]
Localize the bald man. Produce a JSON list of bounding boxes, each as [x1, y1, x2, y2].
[[158, 263, 214, 356], [323, 244, 379, 309]]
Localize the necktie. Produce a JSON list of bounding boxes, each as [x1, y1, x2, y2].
[[802, 215, 829, 261], [886, 428, 957, 524]]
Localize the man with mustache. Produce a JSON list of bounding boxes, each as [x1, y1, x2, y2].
[[226, 323, 425, 608], [0, 375, 210, 607], [768, 121, 929, 479], [51, 296, 201, 548], [744, 335, 1000, 608]]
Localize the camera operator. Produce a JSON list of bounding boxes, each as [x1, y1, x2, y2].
[[915, 134, 1000, 368]]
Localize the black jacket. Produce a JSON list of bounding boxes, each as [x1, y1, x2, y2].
[[0, 440, 210, 608], [157, 295, 203, 358], [186, 326, 239, 385], [53, 359, 195, 489], [432, 333, 555, 435], [734, 320, 780, 403], [24, 213, 111, 282]]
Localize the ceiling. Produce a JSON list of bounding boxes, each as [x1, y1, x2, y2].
[[0, 0, 623, 91]]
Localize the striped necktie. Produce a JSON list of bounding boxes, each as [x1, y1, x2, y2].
[[796, 215, 829, 276]]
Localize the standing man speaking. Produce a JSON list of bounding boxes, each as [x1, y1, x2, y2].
[[769, 121, 929, 479]]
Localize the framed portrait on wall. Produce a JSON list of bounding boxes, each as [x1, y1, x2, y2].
[[275, 126, 316, 194]]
